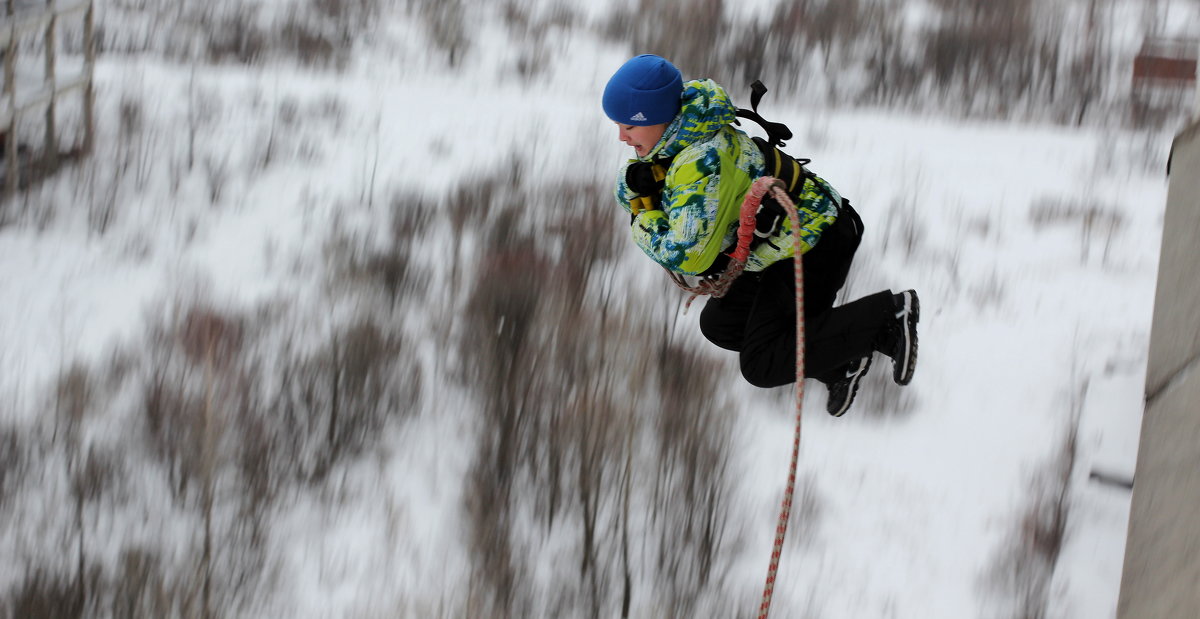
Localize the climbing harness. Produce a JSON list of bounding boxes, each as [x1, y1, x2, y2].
[[664, 176, 773, 310], [663, 176, 806, 618]]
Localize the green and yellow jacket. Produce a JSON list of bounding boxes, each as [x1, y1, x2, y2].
[[614, 79, 841, 275]]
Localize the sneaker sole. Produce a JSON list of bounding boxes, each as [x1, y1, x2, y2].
[[894, 291, 920, 386], [829, 356, 872, 417]]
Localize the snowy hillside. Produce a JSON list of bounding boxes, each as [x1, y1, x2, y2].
[[0, 0, 1184, 617]]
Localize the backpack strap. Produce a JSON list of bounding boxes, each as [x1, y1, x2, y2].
[[753, 136, 812, 196], [752, 134, 845, 216], [735, 80, 794, 148], [734, 80, 822, 198]]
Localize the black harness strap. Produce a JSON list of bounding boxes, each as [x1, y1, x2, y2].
[[753, 136, 812, 196], [735, 81, 794, 148], [627, 155, 675, 218], [731, 81, 862, 260]]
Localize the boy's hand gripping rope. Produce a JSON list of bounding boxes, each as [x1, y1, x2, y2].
[[663, 177, 805, 618]]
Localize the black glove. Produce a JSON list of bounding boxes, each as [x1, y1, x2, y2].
[[626, 161, 665, 196], [755, 194, 786, 238]]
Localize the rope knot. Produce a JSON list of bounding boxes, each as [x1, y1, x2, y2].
[[666, 177, 797, 313]]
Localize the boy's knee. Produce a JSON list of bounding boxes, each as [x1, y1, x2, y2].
[[699, 307, 740, 351], [740, 356, 790, 389]]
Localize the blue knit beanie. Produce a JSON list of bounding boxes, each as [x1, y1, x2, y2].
[[602, 54, 683, 126]]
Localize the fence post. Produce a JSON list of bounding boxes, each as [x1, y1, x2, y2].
[[83, 0, 93, 154], [5, 23, 17, 199], [44, 0, 58, 171]]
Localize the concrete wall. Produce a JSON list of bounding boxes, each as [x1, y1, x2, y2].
[[1117, 119, 1200, 618]]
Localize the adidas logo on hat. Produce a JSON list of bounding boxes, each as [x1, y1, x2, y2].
[[603, 55, 683, 126]]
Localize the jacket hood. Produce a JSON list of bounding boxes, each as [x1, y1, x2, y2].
[[643, 79, 738, 160]]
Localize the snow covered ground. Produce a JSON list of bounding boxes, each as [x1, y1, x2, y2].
[[700, 112, 1164, 618], [0, 1, 1177, 617]]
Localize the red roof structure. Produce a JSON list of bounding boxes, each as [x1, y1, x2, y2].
[[1132, 38, 1198, 127]]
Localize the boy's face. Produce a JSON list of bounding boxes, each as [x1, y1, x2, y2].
[[617, 122, 668, 158]]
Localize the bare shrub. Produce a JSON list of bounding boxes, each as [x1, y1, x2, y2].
[[1029, 198, 1125, 264], [76, 93, 147, 234], [593, 0, 1128, 124], [856, 2, 916, 107], [203, 6, 267, 65], [46, 361, 125, 616], [413, 0, 469, 67], [645, 341, 736, 616], [268, 316, 419, 484], [781, 0, 878, 77], [984, 384, 1082, 618], [134, 302, 275, 617], [497, 0, 581, 80], [253, 94, 342, 171], [542, 183, 623, 303], [723, 21, 771, 92], [54, 363, 92, 439], [879, 195, 927, 260], [455, 179, 604, 614], [605, 0, 728, 80], [3, 568, 88, 619], [66, 446, 122, 612], [321, 320, 408, 469], [121, 222, 425, 493], [443, 172, 505, 312], [98, 0, 377, 68], [1062, 0, 1111, 126], [18, 286, 421, 617], [0, 426, 24, 510], [141, 358, 208, 502], [6, 550, 192, 619], [965, 269, 1007, 312], [140, 305, 244, 504], [331, 195, 434, 310], [279, 16, 338, 68], [3, 255, 422, 617], [455, 166, 738, 617], [202, 154, 230, 205], [185, 78, 222, 173], [314, 0, 382, 38], [459, 205, 547, 616], [107, 549, 190, 619], [116, 96, 153, 190], [921, 0, 1044, 115], [69, 446, 122, 518]]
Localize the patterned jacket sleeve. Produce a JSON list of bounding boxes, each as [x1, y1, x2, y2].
[[614, 160, 636, 215], [626, 146, 729, 275]]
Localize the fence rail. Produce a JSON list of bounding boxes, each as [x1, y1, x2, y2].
[[1, 0, 90, 45], [2, 0, 94, 197]]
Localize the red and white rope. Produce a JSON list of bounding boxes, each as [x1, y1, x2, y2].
[[756, 181, 805, 619], [665, 177, 771, 309], [659, 176, 807, 617]]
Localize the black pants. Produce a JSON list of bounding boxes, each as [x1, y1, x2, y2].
[[699, 206, 895, 388]]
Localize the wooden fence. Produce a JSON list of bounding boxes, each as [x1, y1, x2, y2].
[[2, 0, 94, 198]]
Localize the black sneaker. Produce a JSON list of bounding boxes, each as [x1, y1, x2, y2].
[[826, 355, 872, 417], [879, 290, 920, 385]]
